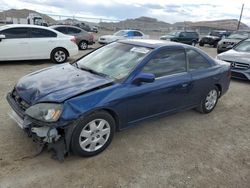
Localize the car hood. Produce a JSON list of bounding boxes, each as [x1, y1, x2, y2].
[[220, 38, 241, 43], [203, 35, 220, 39], [15, 63, 114, 104], [160, 35, 175, 39], [218, 49, 250, 65]]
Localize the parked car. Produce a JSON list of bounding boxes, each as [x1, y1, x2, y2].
[[91, 26, 98, 33], [0, 24, 78, 63], [50, 25, 95, 50], [160, 31, 199, 46], [74, 22, 91, 32], [216, 39, 250, 80], [98, 30, 149, 44], [217, 30, 250, 54], [7, 39, 230, 160], [199, 30, 231, 47]]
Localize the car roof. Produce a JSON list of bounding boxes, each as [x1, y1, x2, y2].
[[118, 39, 188, 49], [0, 24, 60, 33], [50, 25, 83, 29]]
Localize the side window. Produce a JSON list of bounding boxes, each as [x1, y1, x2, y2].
[[142, 49, 187, 78], [134, 31, 143, 36], [127, 31, 133, 37], [186, 49, 210, 71], [30, 28, 57, 38], [55, 27, 68, 34], [1, 28, 29, 39], [179, 32, 186, 37], [68, 27, 81, 34]]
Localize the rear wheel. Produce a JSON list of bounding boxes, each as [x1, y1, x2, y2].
[[199, 42, 204, 46], [51, 48, 68, 63], [79, 40, 88, 50], [196, 87, 219, 114], [71, 111, 115, 157]]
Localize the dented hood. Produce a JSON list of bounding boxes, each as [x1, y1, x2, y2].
[[15, 63, 114, 104]]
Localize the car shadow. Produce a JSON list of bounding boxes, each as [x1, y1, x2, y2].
[[231, 78, 250, 84], [0, 59, 52, 66]]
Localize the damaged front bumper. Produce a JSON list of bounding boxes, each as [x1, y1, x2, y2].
[[6, 93, 75, 161]]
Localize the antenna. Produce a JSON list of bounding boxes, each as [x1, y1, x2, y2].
[[237, 4, 244, 30]]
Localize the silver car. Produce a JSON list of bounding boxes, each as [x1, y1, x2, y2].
[[216, 39, 250, 80], [217, 31, 250, 54]]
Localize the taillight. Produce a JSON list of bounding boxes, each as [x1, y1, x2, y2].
[[70, 36, 76, 44], [90, 33, 94, 40]]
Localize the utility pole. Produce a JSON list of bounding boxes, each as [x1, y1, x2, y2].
[[237, 4, 244, 30]]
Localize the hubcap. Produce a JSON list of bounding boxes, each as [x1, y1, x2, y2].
[[80, 42, 87, 49], [54, 50, 66, 62], [79, 119, 111, 152], [205, 89, 218, 110]]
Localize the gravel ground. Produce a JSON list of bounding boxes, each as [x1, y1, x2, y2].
[[0, 33, 249, 188]]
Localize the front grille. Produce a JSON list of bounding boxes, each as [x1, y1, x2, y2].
[[12, 89, 30, 111], [223, 42, 235, 45], [224, 60, 249, 70], [100, 38, 105, 41]]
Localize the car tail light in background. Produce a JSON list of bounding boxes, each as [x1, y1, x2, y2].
[[90, 33, 94, 40], [70, 36, 77, 44]]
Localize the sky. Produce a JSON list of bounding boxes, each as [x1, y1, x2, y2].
[[0, 0, 250, 25]]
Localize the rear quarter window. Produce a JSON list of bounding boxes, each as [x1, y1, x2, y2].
[[186, 49, 211, 71]]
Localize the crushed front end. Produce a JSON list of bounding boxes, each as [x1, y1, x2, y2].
[[6, 89, 73, 161]]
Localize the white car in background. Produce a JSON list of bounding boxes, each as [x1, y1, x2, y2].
[[0, 24, 78, 63], [98, 29, 149, 44]]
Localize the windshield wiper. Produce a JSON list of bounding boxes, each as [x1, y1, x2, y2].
[[80, 66, 110, 78]]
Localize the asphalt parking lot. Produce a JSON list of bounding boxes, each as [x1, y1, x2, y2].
[[0, 37, 250, 188]]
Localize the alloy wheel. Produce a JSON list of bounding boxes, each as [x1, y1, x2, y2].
[[79, 119, 111, 152]]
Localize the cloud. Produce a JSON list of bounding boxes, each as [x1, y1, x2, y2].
[[1, 0, 250, 26]]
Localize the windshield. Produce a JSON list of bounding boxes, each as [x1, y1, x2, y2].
[[234, 41, 250, 52], [209, 31, 222, 37], [76, 42, 151, 80], [228, 33, 248, 39], [114, 30, 127, 36]]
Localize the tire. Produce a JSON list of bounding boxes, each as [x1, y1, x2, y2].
[[71, 111, 115, 157], [199, 42, 204, 46], [191, 41, 196, 46], [78, 40, 88, 50], [217, 49, 222, 54], [196, 87, 219, 114], [51, 48, 68, 64], [213, 42, 218, 48]]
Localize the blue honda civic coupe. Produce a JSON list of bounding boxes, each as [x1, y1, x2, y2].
[[7, 39, 231, 160]]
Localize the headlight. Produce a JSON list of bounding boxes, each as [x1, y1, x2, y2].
[[25, 103, 63, 122]]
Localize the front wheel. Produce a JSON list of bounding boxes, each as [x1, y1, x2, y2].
[[71, 111, 115, 157], [199, 42, 204, 46], [51, 48, 68, 63], [196, 88, 219, 114]]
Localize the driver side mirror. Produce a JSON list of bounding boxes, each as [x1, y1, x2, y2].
[[0, 34, 6, 41], [132, 72, 155, 85]]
